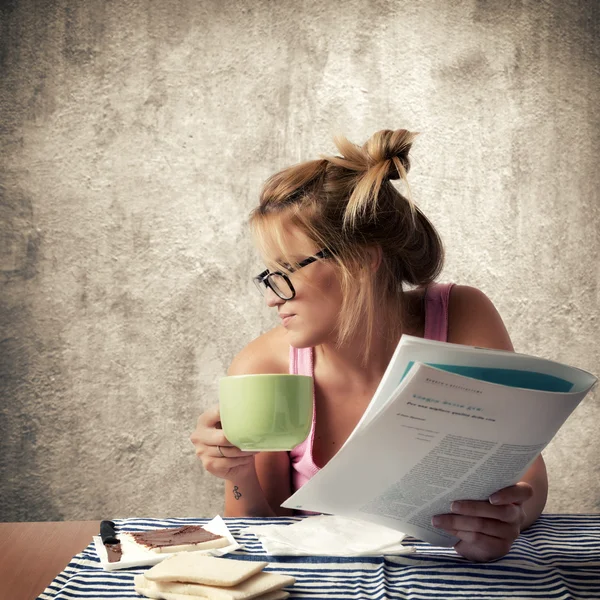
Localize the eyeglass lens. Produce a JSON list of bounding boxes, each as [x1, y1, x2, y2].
[[266, 273, 294, 299]]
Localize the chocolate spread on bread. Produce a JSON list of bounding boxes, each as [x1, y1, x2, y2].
[[130, 525, 223, 550]]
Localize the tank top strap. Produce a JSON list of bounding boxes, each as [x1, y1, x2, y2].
[[423, 282, 455, 342], [289, 346, 318, 493], [289, 346, 314, 376]]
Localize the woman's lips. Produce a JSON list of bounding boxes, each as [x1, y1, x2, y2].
[[280, 314, 295, 327]]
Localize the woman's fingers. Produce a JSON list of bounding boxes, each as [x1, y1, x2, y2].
[[191, 405, 227, 448], [449, 500, 523, 524], [432, 494, 529, 562], [433, 513, 519, 539], [197, 404, 221, 428], [201, 453, 256, 476], [214, 445, 259, 458], [431, 513, 518, 561], [489, 482, 533, 506], [197, 442, 257, 479], [190, 404, 259, 480]]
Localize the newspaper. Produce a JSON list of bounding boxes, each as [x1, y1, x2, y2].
[[282, 336, 597, 546]]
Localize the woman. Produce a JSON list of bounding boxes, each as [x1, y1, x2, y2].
[[191, 129, 548, 562]]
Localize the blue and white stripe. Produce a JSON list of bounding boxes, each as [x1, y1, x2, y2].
[[38, 514, 600, 600]]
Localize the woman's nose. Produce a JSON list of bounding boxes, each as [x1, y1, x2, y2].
[[265, 286, 285, 308]]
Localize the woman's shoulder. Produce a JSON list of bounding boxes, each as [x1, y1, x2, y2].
[[447, 284, 514, 351], [228, 326, 290, 376]]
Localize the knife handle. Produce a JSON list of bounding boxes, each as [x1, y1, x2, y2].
[[100, 520, 119, 544]]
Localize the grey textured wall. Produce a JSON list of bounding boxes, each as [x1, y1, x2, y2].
[[1, 0, 598, 522]]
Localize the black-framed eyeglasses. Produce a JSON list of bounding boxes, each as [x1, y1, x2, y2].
[[253, 249, 333, 300]]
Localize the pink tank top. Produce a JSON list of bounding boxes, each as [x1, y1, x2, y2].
[[288, 282, 454, 492]]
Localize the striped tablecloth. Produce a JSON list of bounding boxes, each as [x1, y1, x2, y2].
[[39, 514, 600, 600]]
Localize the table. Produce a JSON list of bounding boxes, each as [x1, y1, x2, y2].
[[4, 515, 600, 600], [0, 521, 99, 600]]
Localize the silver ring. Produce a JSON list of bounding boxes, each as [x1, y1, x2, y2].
[[217, 445, 226, 458]]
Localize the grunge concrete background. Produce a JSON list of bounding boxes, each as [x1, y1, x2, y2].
[[0, 0, 598, 521]]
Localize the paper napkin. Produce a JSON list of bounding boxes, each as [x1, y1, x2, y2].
[[245, 515, 415, 556]]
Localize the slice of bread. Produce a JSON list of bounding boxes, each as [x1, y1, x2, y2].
[[134, 571, 296, 600], [144, 553, 268, 586], [134, 583, 289, 600]]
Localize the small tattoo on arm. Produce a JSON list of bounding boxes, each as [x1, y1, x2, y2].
[[233, 486, 242, 500]]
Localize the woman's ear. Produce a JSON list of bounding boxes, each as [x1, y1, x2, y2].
[[365, 245, 383, 273]]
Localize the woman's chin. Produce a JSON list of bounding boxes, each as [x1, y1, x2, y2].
[[284, 328, 327, 350], [286, 334, 312, 349]]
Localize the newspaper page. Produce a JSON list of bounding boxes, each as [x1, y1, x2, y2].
[[353, 335, 596, 441], [282, 361, 596, 546]]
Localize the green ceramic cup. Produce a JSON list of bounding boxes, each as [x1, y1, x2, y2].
[[219, 374, 313, 451]]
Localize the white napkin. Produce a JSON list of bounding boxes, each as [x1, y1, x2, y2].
[[245, 515, 415, 556]]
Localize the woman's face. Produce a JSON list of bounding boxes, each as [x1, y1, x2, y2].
[[260, 227, 344, 349]]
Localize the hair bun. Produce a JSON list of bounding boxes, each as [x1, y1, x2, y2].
[[385, 161, 405, 181], [363, 128, 418, 180]]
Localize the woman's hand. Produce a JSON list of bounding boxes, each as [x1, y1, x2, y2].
[[432, 482, 533, 562], [190, 404, 258, 480]]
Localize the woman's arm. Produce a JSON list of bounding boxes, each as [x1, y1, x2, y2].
[[434, 285, 549, 561], [447, 284, 549, 525], [222, 329, 294, 517], [224, 451, 294, 517]]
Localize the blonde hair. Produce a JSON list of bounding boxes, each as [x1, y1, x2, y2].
[[250, 129, 444, 359]]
